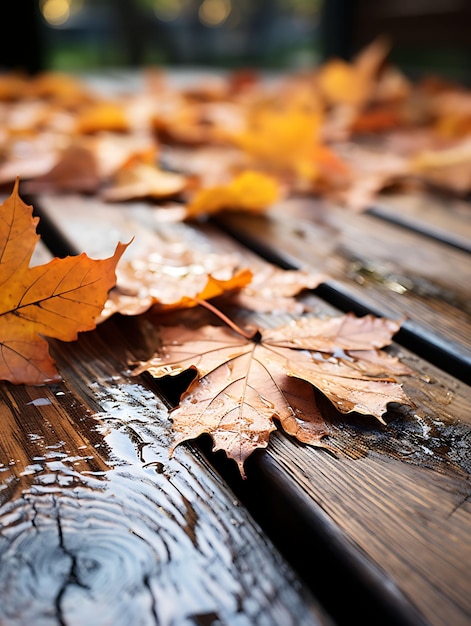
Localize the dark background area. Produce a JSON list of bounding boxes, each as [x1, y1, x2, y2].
[[1, 0, 470, 84]]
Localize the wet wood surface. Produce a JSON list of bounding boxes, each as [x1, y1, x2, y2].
[[370, 190, 471, 253], [217, 196, 471, 378], [1, 67, 470, 626], [0, 302, 326, 625], [27, 193, 471, 626]]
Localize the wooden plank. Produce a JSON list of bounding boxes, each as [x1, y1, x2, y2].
[[370, 191, 471, 253], [34, 193, 471, 626], [215, 196, 471, 378], [0, 193, 328, 625], [0, 322, 327, 625]]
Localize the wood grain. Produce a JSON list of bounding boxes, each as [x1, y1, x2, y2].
[[370, 191, 471, 252], [216, 197, 471, 376], [32, 193, 471, 626], [0, 321, 326, 625]]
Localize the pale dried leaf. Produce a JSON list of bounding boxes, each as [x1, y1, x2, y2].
[[133, 313, 413, 476]]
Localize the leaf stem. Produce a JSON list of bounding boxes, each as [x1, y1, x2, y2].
[[193, 297, 258, 340]]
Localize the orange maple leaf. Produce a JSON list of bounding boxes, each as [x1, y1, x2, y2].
[[75, 101, 130, 134], [27, 71, 93, 104], [317, 36, 391, 107], [185, 170, 280, 219], [133, 312, 414, 477], [0, 180, 129, 385], [234, 105, 324, 181], [99, 249, 253, 322]]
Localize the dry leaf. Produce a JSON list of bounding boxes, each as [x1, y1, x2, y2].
[[0, 134, 60, 185], [321, 143, 408, 211], [185, 170, 280, 219], [98, 247, 252, 322], [102, 161, 188, 202], [160, 145, 247, 188], [93, 134, 160, 179], [22, 144, 100, 194], [26, 71, 93, 105], [350, 104, 402, 134], [409, 138, 471, 194], [152, 99, 241, 146], [75, 101, 130, 134], [233, 105, 324, 182], [0, 41, 469, 215], [233, 266, 327, 313], [0, 180, 129, 384], [133, 312, 413, 477], [317, 36, 391, 107]]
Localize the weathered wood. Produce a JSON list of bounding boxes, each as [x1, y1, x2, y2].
[[370, 190, 471, 253], [33, 193, 471, 626], [1, 189, 327, 624], [216, 197, 471, 378], [0, 316, 327, 625]]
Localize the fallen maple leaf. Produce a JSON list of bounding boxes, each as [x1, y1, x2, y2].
[[102, 160, 188, 202], [316, 37, 398, 141], [160, 145, 247, 188], [233, 265, 327, 314], [99, 251, 252, 321], [0, 73, 29, 101], [26, 71, 93, 105], [22, 144, 100, 194], [93, 135, 160, 179], [320, 142, 408, 211], [0, 134, 60, 185], [233, 105, 324, 182], [133, 312, 413, 477], [317, 36, 391, 108], [0, 180, 129, 385], [75, 101, 130, 134], [408, 138, 471, 194], [185, 170, 280, 219]]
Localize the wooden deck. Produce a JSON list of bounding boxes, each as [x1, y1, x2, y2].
[[0, 72, 470, 626]]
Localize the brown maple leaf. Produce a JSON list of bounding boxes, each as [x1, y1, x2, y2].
[[0, 137, 59, 186], [0, 180, 129, 385], [97, 243, 252, 322], [99, 254, 252, 322], [232, 265, 328, 314], [319, 142, 408, 211], [22, 144, 100, 194], [102, 160, 188, 202], [133, 312, 413, 477], [408, 138, 471, 194]]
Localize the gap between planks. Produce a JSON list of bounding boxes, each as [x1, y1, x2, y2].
[[31, 192, 471, 626]]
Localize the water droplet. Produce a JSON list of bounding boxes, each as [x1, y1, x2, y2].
[[26, 398, 52, 407]]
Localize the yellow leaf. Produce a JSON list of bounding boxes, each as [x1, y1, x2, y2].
[[185, 171, 280, 218], [317, 36, 391, 106]]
